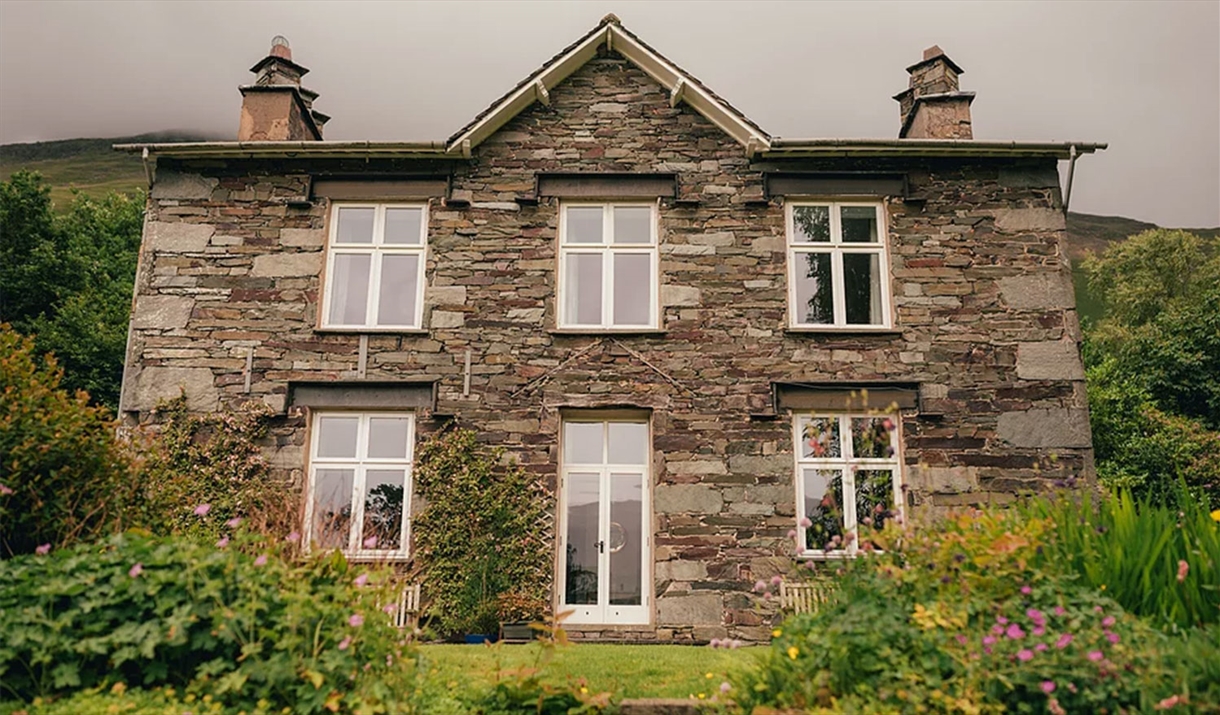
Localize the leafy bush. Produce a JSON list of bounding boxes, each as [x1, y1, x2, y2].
[[729, 506, 1211, 714], [135, 394, 295, 540], [1024, 491, 1220, 629], [0, 530, 426, 713], [412, 428, 553, 637], [0, 327, 135, 556]]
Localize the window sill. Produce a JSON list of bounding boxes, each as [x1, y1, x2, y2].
[[795, 551, 855, 561], [785, 327, 903, 337], [549, 329, 667, 337], [314, 328, 430, 336], [343, 551, 411, 564]]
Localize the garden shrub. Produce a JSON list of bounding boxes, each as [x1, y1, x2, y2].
[[0, 528, 429, 713], [0, 326, 135, 556], [730, 506, 1209, 714], [412, 427, 553, 637]]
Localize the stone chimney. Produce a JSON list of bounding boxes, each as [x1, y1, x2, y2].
[[238, 36, 329, 141], [893, 46, 974, 139]]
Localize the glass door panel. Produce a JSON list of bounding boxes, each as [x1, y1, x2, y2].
[[564, 472, 600, 608], [608, 473, 643, 607]]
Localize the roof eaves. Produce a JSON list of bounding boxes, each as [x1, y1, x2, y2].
[[113, 141, 456, 160], [762, 139, 1107, 160]]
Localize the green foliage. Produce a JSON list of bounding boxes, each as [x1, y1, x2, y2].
[[0, 327, 135, 556], [136, 394, 294, 540], [729, 506, 1214, 714], [1023, 491, 1220, 629], [412, 428, 553, 637], [0, 170, 143, 408], [0, 530, 430, 713]]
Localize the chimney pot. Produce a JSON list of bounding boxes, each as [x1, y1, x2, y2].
[[922, 45, 944, 61], [894, 45, 973, 140], [270, 35, 292, 61]]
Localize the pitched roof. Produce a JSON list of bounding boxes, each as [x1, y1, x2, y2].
[[444, 14, 772, 156]]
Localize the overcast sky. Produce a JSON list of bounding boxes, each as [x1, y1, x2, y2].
[[1, 0, 1216, 227]]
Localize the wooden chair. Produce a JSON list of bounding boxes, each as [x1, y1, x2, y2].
[[393, 583, 422, 629], [779, 579, 831, 614]]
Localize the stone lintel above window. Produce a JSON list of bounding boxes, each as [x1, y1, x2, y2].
[[289, 380, 437, 411], [537, 173, 677, 199], [764, 173, 907, 199], [311, 176, 449, 201], [773, 382, 919, 413]]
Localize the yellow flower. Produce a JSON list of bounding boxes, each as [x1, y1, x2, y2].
[[705, 672, 714, 679], [787, 646, 800, 660], [698, 693, 706, 699], [772, 628, 783, 638], [1211, 509, 1220, 522], [1100, 584, 1107, 591]]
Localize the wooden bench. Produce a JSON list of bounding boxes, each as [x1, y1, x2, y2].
[[779, 580, 831, 614], [393, 583, 421, 629]]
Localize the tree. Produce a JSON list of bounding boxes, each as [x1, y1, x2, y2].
[[0, 171, 143, 409]]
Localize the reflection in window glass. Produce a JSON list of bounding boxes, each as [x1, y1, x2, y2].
[[565, 253, 603, 325], [336, 207, 375, 244], [840, 206, 878, 243], [792, 205, 831, 243], [324, 204, 427, 329], [794, 252, 834, 325], [803, 468, 844, 550], [313, 468, 354, 549], [377, 254, 419, 326], [362, 469, 405, 550], [328, 254, 372, 326], [788, 202, 888, 328], [613, 254, 651, 325]]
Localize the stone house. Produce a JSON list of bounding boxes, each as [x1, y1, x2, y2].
[[117, 16, 1103, 642]]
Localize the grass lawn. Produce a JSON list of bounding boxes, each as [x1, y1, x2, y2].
[[418, 642, 761, 700]]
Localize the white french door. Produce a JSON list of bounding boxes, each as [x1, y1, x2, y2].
[[558, 419, 651, 625]]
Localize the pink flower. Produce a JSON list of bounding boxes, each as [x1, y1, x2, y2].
[[363, 535, 378, 548], [1032, 626, 1045, 636], [354, 573, 369, 587], [348, 614, 364, 627], [1157, 695, 1183, 710], [996, 616, 1009, 625], [1094, 605, 1104, 613], [1016, 649, 1034, 661], [1049, 698, 1067, 715], [1087, 650, 1104, 662], [1102, 615, 1116, 627], [753, 580, 767, 593], [1054, 606, 1067, 617], [1020, 585, 1032, 595], [720, 681, 731, 694], [338, 636, 352, 650], [1106, 631, 1120, 644], [0, 483, 13, 496], [955, 634, 968, 646], [770, 575, 782, 586], [128, 563, 143, 578], [1176, 560, 1189, 583], [1026, 608, 1045, 623], [193, 504, 211, 516], [991, 624, 1005, 635], [215, 537, 229, 548], [286, 531, 301, 543], [35, 543, 51, 555], [1055, 633, 1074, 649], [798, 517, 812, 528], [1035, 643, 1048, 652], [983, 635, 997, 646], [787, 529, 796, 539], [225, 517, 243, 528], [1006, 624, 1025, 639], [254, 554, 268, 566], [382, 604, 397, 615], [1041, 681, 1056, 694]]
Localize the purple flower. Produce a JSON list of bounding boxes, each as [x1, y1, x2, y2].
[[338, 636, 352, 650], [349, 614, 364, 627], [1087, 650, 1104, 662], [709, 638, 722, 648], [0, 483, 13, 496], [1035, 643, 1048, 652], [753, 580, 767, 593], [720, 681, 731, 694], [1055, 633, 1073, 649], [1020, 585, 1032, 595], [382, 604, 396, 614], [1106, 631, 1120, 644], [215, 537, 229, 548], [35, 543, 51, 555], [770, 575, 783, 586], [254, 554, 268, 566], [983, 635, 997, 646], [354, 573, 369, 587], [955, 634, 969, 646], [362, 535, 378, 548], [1006, 624, 1025, 639], [1102, 615, 1116, 627], [225, 517, 243, 528], [992, 624, 1005, 635], [286, 531, 301, 543], [787, 529, 796, 539], [1026, 608, 1045, 623], [193, 504, 211, 516], [1032, 625, 1046, 636], [128, 563, 143, 578], [799, 517, 812, 528], [1016, 649, 1034, 661], [997, 616, 1009, 625], [1041, 681, 1056, 694]]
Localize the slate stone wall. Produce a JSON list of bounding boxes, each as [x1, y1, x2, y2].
[[122, 54, 1092, 642]]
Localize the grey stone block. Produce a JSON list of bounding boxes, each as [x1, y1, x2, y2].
[[280, 228, 325, 247], [131, 295, 195, 330], [661, 285, 701, 307], [1017, 341, 1085, 381], [251, 252, 322, 278], [654, 484, 724, 514], [657, 592, 721, 625], [998, 167, 1060, 189], [998, 274, 1075, 311], [148, 222, 214, 252], [427, 286, 468, 306], [990, 207, 1066, 232], [998, 408, 1092, 448], [431, 310, 465, 328], [908, 466, 979, 494], [124, 366, 218, 412], [656, 559, 708, 582], [151, 170, 218, 200]]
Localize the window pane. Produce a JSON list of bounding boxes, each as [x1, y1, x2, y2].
[[313, 468, 354, 549], [803, 468, 845, 550], [564, 472, 600, 605], [362, 469, 406, 550], [566, 206, 604, 244], [840, 206, 879, 243], [368, 417, 410, 459], [376, 254, 420, 326], [609, 473, 643, 605], [792, 205, 830, 243], [613, 206, 652, 244], [612, 253, 651, 325], [384, 207, 423, 245], [564, 253, 602, 325], [843, 253, 883, 325], [607, 422, 648, 465], [856, 469, 897, 534], [564, 422, 604, 464], [793, 252, 834, 325], [317, 416, 359, 459], [850, 417, 896, 459], [336, 207, 374, 244], [800, 417, 842, 459], [328, 253, 371, 325]]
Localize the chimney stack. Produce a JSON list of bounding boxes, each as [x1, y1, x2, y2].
[[893, 46, 974, 139], [238, 36, 329, 141]]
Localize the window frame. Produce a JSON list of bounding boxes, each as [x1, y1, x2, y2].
[[321, 202, 429, 331], [304, 410, 415, 561], [785, 200, 893, 330], [557, 201, 660, 331], [792, 412, 904, 560]]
